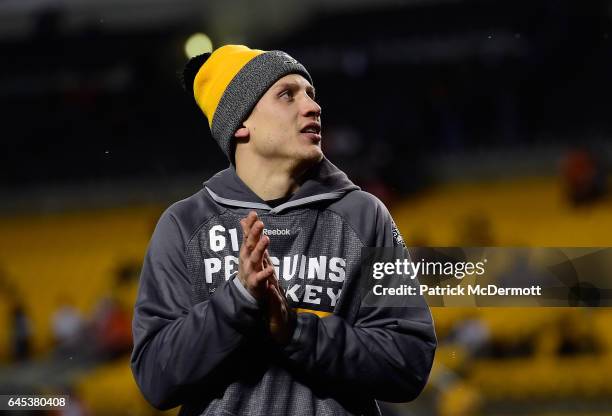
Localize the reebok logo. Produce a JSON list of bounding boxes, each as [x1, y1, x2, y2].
[[263, 228, 291, 236]]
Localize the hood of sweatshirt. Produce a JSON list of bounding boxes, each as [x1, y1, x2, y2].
[[203, 157, 360, 214]]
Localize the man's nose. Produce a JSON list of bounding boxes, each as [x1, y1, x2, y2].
[[301, 95, 321, 118]]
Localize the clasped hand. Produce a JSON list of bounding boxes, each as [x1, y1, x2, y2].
[[238, 211, 295, 345]]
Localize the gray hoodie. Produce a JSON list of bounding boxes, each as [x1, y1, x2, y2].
[[130, 158, 437, 416]]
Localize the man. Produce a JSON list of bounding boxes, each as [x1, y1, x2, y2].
[[131, 44, 436, 416]]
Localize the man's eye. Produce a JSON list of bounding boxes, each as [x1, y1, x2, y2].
[[280, 90, 294, 99]]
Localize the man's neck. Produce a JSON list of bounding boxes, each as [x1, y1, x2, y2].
[[235, 157, 307, 201]]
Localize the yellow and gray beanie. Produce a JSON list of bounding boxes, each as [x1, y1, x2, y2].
[[182, 44, 313, 163]]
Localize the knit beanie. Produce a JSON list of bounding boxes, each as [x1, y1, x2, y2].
[[184, 44, 313, 163]]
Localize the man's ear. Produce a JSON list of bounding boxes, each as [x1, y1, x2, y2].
[[234, 125, 250, 140]]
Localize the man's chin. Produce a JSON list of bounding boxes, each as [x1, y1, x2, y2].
[[302, 146, 324, 164], [289, 147, 324, 171]]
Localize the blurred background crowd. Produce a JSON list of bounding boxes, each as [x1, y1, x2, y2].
[[1, 0, 612, 415]]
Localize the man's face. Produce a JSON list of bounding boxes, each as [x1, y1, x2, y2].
[[238, 74, 323, 166]]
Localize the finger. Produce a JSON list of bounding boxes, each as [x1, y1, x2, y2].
[[254, 265, 274, 284], [245, 220, 264, 252], [263, 250, 279, 280], [264, 268, 286, 306], [263, 250, 283, 293], [239, 218, 248, 239], [241, 211, 257, 242], [270, 278, 288, 306], [247, 266, 273, 298], [267, 286, 283, 332], [267, 284, 287, 314], [267, 284, 283, 307], [250, 234, 269, 266], [239, 218, 249, 256], [272, 282, 287, 304], [263, 249, 271, 267], [244, 211, 258, 235]]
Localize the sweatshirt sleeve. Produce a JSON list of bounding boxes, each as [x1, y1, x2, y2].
[[282, 198, 437, 402], [130, 209, 262, 410]]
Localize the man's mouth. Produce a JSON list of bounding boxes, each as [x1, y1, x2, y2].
[[300, 122, 322, 142], [300, 122, 321, 135]]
